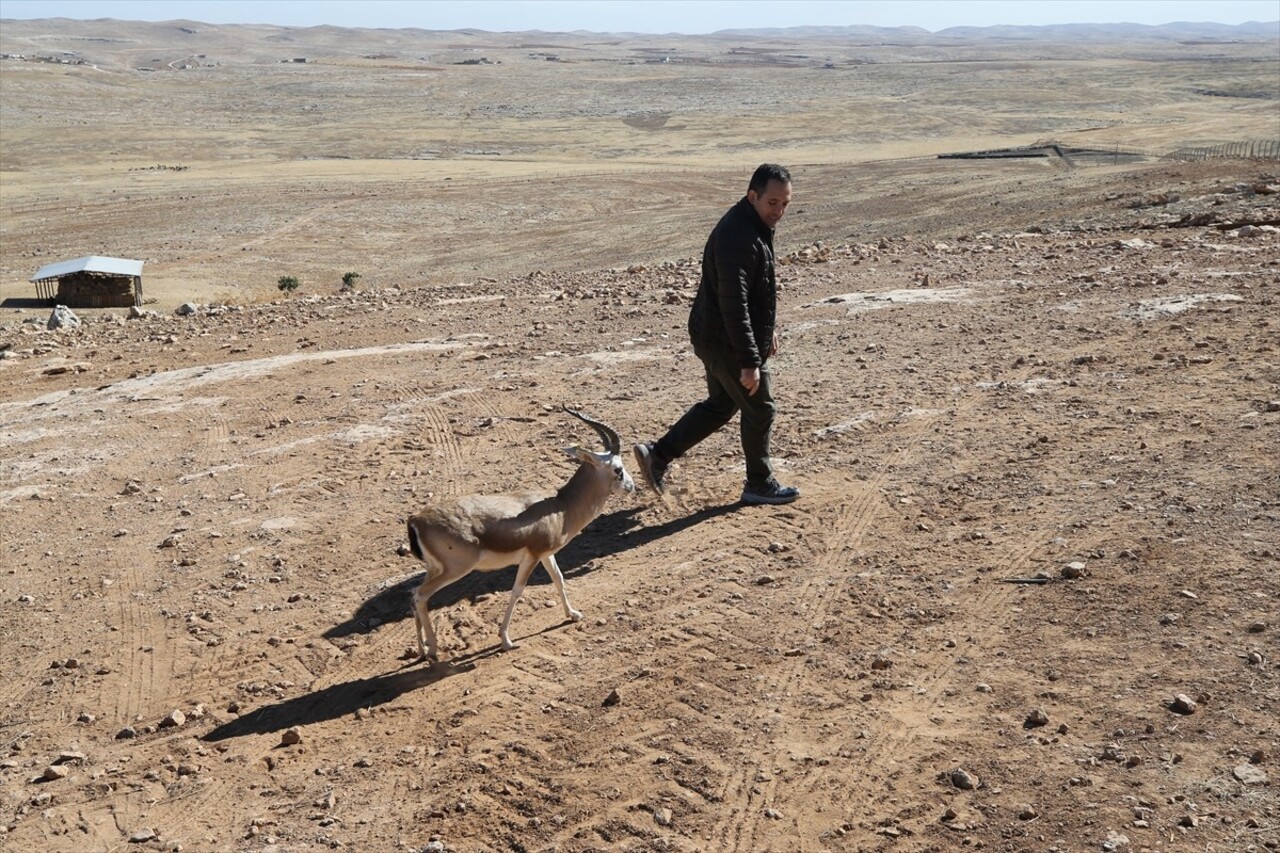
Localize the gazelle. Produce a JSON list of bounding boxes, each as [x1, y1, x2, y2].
[[405, 406, 635, 662]]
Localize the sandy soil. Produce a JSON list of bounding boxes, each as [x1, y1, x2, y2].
[[1, 18, 1278, 853]]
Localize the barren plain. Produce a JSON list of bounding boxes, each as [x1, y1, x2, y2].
[[1, 17, 1278, 853]]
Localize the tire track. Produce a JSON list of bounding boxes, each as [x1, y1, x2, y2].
[[710, 410, 942, 851]]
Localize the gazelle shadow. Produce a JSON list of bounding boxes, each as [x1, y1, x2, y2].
[[202, 622, 576, 741]]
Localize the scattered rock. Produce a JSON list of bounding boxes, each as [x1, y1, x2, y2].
[[1170, 694, 1198, 715], [47, 305, 80, 330], [159, 709, 186, 729], [950, 768, 979, 790], [1233, 764, 1268, 785], [653, 806, 672, 826], [40, 764, 69, 782], [1102, 830, 1131, 850], [280, 726, 302, 746], [1025, 708, 1050, 728], [602, 688, 621, 707], [115, 726, 137, 740], [1061, 561, 1088, 579], [128, 827, 157, 843]]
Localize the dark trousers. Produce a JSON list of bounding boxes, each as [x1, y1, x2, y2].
[[654, 346, 776, 487]]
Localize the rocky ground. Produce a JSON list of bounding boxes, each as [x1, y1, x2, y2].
[[1, 157, 1278, 853]]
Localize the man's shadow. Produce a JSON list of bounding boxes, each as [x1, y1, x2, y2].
[[201, 502, 741, 741], [324, 501, 742, 640]]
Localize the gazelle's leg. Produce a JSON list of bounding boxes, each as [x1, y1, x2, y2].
[[541, 553, 582, 622], [411, 564, 466, 662], [499, 554, 540, 650]]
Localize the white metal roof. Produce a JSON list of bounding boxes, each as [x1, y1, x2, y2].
[[31, 255, 144, 281]]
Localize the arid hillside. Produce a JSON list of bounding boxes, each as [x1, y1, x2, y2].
[[1, 17, 1278, 853]]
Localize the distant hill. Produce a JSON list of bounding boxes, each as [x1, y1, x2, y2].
[[0, 16, 1275, 73], [712, 20, 1279, 41]]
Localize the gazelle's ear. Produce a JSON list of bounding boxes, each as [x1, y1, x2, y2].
[[562, 445, 594, 463]]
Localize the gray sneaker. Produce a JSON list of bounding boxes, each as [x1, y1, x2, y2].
[[633, 442, 667, 493], [741, 479, 799, 505]]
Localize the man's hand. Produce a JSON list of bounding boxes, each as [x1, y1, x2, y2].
[[768, 332, 780, 358], [740, 366, 760, 396]]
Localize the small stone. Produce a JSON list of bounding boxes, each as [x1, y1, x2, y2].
[[280, 726, 302, 746], [1233, 764, 1268, 785], [1170, 694, 1197, 715], [115, 726, 137, 740], [159, 709, 186, 729], [602, 688, 621, 707], [950, 768, 978, 790], [1061, 561, 1087, 579], [763, 807, 782, 819], [870, 656, 892, 671], [77, 712, 95, 724], [1105, 830, 1131, 849], [353, 757, 373, 768], [1246, 622, 1266, 633], [653, 807, 672, 826], [756, 574, 776, 585], [1018, 806, 1038, 820], [1025, 708, 1050, 728], [128, 828, 157, 843], [41, 764, 69, 781], [1250, 748, 1267, 764], [1178, 814, 1198, 828]]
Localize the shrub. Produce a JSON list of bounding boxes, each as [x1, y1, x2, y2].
[[341, 271, 361, 290], [277, 275, 300, 293]]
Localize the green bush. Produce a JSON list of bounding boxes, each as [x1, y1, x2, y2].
[[341, 271, 361, 290], [277, 275, 300, 293]]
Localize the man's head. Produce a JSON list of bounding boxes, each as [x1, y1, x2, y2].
[[747, 163, 792, 230]]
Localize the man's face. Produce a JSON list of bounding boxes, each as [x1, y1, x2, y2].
[[748, 178, 792, 229]]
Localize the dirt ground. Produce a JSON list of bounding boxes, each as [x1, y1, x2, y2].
[[1, 18, 1279, 853]]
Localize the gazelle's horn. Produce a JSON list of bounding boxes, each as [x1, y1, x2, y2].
[[562, 405, 620, 455]]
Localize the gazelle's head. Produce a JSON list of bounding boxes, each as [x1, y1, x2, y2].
[[562, 406, 635, 495]]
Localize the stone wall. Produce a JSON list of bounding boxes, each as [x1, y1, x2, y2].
[[53, 272, 138, 308]]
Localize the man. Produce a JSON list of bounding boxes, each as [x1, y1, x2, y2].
[[633, 163, 799, 505]]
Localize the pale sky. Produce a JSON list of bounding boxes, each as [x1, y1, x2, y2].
[[0, 0, 1276, 33]]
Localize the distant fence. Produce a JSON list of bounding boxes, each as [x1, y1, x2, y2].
[[1163, 138, 1280, 161]]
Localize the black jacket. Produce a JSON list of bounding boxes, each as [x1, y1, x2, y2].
[[688, 196, 777, 368]]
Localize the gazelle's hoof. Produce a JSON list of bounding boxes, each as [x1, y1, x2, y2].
[[568, 609, 584, 622]]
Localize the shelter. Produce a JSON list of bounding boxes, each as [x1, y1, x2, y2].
[[30, 256, 145, 308]]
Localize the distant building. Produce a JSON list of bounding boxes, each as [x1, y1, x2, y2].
[[30, 256, 145, 308]]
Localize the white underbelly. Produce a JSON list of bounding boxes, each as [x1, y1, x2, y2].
[[475, 548, 532, 570]]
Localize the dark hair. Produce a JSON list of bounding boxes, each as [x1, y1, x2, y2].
[[748, 163, 791, 194]]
